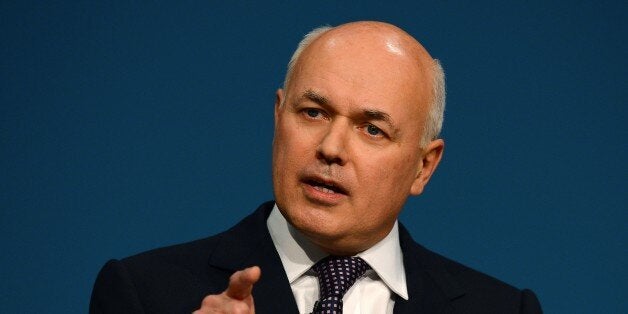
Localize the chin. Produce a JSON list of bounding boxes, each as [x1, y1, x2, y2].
[[281, 202, 339, 235], [289, 207, 360, 249]]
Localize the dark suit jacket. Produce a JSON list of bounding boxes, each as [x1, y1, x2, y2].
[[90, 201, 542, 313]]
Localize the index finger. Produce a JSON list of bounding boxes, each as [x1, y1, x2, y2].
[[225, 266, 261, 300]]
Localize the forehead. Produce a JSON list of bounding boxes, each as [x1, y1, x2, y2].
[[288, 33, 431, 130]]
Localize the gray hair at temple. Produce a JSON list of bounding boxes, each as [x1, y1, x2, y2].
[[282, 25, 446, 148]]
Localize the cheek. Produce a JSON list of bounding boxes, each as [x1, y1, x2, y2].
[[273, 124, 312, 180], [357, 149, 420, 200], [280, 124, 320, 160]]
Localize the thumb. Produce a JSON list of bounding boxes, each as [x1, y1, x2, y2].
[[225, 266, 261, 300]]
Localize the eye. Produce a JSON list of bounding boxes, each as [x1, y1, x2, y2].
[[303, 108, 324, 119], [306, 109, 319, 117], [365, 124, 385, 137]]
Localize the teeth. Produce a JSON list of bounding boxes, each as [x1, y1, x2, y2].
[[313, 185, 335, 194]]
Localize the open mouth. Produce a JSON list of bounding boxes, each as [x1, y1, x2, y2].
[[304, 178, 347, 195]]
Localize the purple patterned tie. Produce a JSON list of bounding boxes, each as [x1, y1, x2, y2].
[[311, 256, 370, 314]]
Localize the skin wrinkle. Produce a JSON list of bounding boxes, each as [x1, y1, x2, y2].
[[193, 21, 449, 313], [298, 89, 401, 141], [281, 23, 443, 148], [272, 21, 444, 256]]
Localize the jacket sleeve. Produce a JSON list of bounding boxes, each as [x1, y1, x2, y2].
[[520, 289, 543, 314], [89, 259, 145, 314]]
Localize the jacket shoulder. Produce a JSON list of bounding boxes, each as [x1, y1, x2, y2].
[[121, 234, 223, 277], [90, 202, 276, 314], [120, 200, 275, 279], [399, 224, 542, 313], [91, 234, 232, 314]]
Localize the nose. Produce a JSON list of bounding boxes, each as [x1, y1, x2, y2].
[[316, 120, 348, 166]]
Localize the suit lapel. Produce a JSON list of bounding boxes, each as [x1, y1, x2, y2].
[[393, 224, 466, 314], [204, 204, 470, 313], [207, 202, 299, 313]]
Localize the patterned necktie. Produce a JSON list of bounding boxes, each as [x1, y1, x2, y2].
[[311, 255, 370, 314]]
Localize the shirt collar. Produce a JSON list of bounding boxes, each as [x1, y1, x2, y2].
[[266, 203, 408, 300]]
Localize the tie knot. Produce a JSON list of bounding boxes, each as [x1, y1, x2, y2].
[[313, 256, 370, 300]]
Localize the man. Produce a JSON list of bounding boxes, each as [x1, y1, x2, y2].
[[91, 21, 542, 313]]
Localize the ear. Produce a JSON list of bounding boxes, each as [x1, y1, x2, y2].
[[274, 88, 284, 128], [410, 139, 444, 195]]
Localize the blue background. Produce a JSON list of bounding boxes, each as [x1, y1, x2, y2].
[[1, 1, 626, 313]]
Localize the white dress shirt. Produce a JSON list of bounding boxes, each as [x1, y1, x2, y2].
[[267, 204, 408, 314]]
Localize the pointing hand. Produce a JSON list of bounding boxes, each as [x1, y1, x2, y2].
[[193, 266, 261, 314]]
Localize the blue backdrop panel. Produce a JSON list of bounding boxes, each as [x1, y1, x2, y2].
[[1, 1, 626, 313]]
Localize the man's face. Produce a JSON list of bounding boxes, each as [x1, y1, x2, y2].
[[272, 31, 438, 255]]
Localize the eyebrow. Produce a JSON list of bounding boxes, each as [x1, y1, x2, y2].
[[363, 109, 399, 135], [299, 89, 400, 136], [302, 89, 330, 106]]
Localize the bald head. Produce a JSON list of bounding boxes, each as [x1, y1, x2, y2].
[[283, 21, 445, 146]]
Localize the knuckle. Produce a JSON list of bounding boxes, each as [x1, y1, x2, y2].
[[229, 270, 241, 283], [201, 294, 221, 306], [230, 302, 250, 314]]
